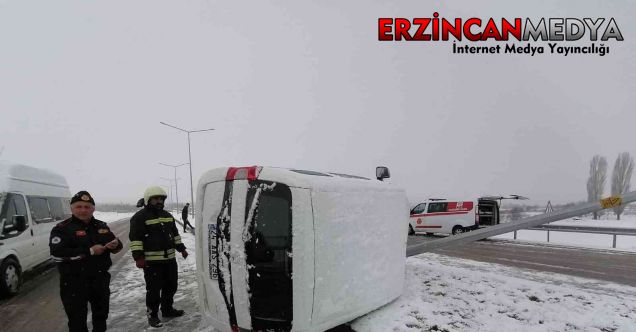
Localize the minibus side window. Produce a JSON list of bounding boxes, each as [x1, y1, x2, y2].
[[1, 194, 29, 239], [27, 197, 53, 224], [47, 197, 67, 221], [61, 199, 72, 219], [428, 202, 448, 213]]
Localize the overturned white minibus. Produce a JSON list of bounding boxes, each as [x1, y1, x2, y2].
[[195, 166, 409, 332]]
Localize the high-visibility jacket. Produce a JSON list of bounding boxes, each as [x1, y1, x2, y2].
[[129, 206, 186, 264]]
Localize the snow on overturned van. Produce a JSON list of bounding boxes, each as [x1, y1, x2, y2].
[[194, 166, 409, 332]]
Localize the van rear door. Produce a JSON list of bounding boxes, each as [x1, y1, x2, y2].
[[477, 199, 499, 226], [242, 180, 293, 330], [200, 179, 294, 331]]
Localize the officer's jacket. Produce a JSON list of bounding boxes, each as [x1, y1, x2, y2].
[[129, 206, 186, 264], [49, 216, 123, 276]]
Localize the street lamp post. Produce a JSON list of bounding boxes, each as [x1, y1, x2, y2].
[[160, 122, 214, 219], [159, 162, 188, 209], [159, 178, 174, 207]]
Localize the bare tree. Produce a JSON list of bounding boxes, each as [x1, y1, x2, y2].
[[587, 155, 607, 220], [611, 152, 634, 220]]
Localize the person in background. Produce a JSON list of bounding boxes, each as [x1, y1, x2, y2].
[[181, 202, 193, 233], [50, 191, 123, 332]]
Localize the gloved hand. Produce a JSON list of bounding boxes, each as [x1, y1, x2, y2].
[[181, 250, 189, 259], [135, 258, 146, 269]]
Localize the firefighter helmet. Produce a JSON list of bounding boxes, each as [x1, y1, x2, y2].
[[144, 186, 167, 205]]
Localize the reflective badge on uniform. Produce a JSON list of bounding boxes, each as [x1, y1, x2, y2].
[[98, 229, 109, 234], [76, 230, 87, 236], [51, 236, 61, 244]]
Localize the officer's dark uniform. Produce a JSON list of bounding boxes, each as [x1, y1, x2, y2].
[[50, 200, 122, 332], [129, 203, 186, 318]]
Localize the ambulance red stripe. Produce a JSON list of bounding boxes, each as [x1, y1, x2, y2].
[[410, 211, 470, 218]]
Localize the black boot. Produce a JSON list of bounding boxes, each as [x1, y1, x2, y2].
[[148, 316, 163, 328], [162, 307, 185, 318], [147, 309, 163, 328]]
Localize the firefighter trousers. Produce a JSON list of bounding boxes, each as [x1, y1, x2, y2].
[[143, 259, 178, 315], [60, 272, 111, 332]]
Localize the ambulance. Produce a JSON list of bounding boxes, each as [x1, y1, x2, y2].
[[195, 166, 408, 332], [408, 198, 500, 235], [0, 162, 71, 296]]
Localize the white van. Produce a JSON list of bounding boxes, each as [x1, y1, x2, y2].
[[408, 198, 499, 235], [0, 162, 71, 296], [195, 166, 408, 332]]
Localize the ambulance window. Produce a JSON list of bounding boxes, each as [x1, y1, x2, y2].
[[28, 196, 53, 224], [411, 203, 427, 214], [47, 197, 67, 221], [428, 202, 448, 213]]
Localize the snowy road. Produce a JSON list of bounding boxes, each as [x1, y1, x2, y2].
[[1, 218, 635, 331], [0, 218, 131, 332], [408, 236, 636, 286]]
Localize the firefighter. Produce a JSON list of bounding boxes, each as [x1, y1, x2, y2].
[[50, 191, 123, 332], [129, 186, 188, 328]]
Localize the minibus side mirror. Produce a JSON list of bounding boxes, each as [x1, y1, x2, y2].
[[14, 215, 27, 232], [376, 166, 390, 181], [136, 198, 145, 208]]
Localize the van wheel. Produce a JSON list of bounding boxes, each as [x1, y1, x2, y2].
[[408, 225, 415, 235], [452, 226, 465, 235], [0, 258, 21, 297]]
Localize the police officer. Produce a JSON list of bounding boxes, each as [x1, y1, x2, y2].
[[50, 191, 123, 332], [129, 186, 188, 328]]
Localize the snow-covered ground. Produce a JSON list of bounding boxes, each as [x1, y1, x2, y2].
[[352, 253, 636, 332], [494, 215, 636, 252], [107, 229, 202, 331], [93, 211, 135, 223], [103, 229, 636, 332]]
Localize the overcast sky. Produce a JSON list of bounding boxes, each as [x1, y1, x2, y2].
[[1, 1, 634, 206]]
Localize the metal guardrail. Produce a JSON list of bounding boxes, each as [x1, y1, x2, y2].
[[515, 224, 636, 248]]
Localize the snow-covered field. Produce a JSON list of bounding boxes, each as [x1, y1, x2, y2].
[[93, 211, 135, 223], [102, 229, 636, 332], [494, 215, 636, 252], [352, 253, 636, 332]]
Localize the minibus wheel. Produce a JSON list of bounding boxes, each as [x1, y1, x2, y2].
[[452, 226, 465, 235], [0, 257, 21, 296], [408, 225, 415, 235]]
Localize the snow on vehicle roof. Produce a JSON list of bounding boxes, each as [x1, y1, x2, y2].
[[0, 161, 69, 193], [197, 166, 401, 193]]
